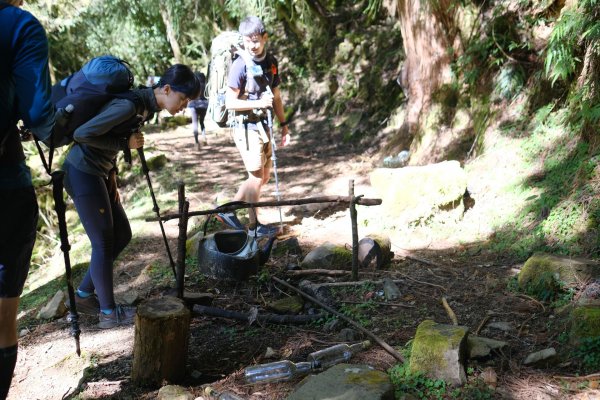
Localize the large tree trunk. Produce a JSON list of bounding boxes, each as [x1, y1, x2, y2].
[[160, 3, 182, 63], [397, 0, 457, 136]]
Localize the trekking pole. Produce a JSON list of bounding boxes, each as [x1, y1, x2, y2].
[[50, 170, 81, 356], [264, 87, 284, 231], [137, 148, 177, 278]]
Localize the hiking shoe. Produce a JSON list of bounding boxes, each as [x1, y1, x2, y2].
[[73, 293, 100, 315], [249, 223, 279, 238], [98, 305, 137, 329], [216, 212, 245, 230]]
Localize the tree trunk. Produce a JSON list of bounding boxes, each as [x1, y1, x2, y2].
[[397, 0, 457, 137], [159, 3, 182, 63]]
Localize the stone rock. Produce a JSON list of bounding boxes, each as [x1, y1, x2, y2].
[[146, 154, 168, 171], [268, 296, 304, 314], [286, 364, 394, 400], [382, 278, 401, 301], [486, 321, 514, 332], [569, 305, 600, 344], [299, 280, 336, 307], [37, 290, 67, 320], [518, 253, 600, 291], [186, 230, 203, 259], [273, 237, 303, 258], [82, 381, 123, 398], [523, 348, 557, 366], [369, 160, 467, 223], [322, 318, 340, 333], [336, 328, 359, 342], [409, 320, 469, 386], [120, 289, 141, 306], [300, 242, 352, 270], [264, 347, 277, 359], [467, 336, 508, 359], [157, 385, 194, 400]]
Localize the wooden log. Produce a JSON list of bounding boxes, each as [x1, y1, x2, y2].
[[132, 296, 191, 386], [192, 305, 325, 324], [145, 195, 382, 222]]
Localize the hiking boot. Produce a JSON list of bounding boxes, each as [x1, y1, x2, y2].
[[73, 293, 100, 315], [98, 304, 137, 329], [216, 212, 245, 230], [249, 223, 279, 238]]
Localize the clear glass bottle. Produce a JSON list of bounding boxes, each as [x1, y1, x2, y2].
[[244, 360, 313, 384], [307, 340, 371, 369]]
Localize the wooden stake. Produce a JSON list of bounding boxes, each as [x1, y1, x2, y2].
[[441, 296, 458, 325], [349, 180, 359, 281]]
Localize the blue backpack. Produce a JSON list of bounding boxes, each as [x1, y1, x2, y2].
[[49, 55, 143, 148]]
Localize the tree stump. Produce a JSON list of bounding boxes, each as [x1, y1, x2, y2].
[[132, 296, 191, 386]]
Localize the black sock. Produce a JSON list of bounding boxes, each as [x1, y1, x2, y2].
[[0, 344, 18, 400]]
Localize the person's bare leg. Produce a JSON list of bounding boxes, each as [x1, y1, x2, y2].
[[233, 169, 263, 226], [0, 297, 20, 399]]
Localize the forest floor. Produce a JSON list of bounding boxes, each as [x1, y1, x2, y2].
[[8, 115, 600, 400]]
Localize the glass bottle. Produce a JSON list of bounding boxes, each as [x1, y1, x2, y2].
[[244, 360, 313, 384], [307, 340, 371, 369]]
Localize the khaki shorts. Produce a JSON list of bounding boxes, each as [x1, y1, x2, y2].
[[233, 122, 273, 172]]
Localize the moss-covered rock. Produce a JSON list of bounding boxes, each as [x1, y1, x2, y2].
[[268, 295, 304, 314], [518, 253, 600, 292], [369, 160, 466, 223], [300, 242, 352, 270], [146, 153, 168, 171], [409, 320, 469, 386], [570, 306, 600, 344]]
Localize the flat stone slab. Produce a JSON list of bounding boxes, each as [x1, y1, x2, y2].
[[286, 364, 393, 400]]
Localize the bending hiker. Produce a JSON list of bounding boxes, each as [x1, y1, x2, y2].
[[0, 1, 55, 398], [188, 72, 209, 149], [63, 64, 199, 329], [217, 16, 291, 237]]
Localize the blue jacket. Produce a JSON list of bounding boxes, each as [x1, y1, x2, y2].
[[0, 2, 55, 189]]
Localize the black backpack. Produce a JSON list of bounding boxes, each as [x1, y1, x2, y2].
[[50, 55, 145, 148]]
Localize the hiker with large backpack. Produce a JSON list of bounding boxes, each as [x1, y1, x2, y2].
[[62, 64, 199, 329], [0, 1, 56, 398], [216, 16, 291, 238], [188, 71, 209, 149]]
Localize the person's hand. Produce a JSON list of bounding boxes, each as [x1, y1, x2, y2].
[[106, 168, 120, 203], [258, 91, 274, 109], [281, 126, 291, 147], [128, 132, 144, 149]]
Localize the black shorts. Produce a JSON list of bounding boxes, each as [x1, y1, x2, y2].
[[0, 186, 38, 298]]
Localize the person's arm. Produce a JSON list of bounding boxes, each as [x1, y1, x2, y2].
[[12, 13, 55, 142], [72, 99, 137, 151], [271, 86, 290, 146]]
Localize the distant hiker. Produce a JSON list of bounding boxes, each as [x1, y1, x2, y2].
[[188, 71, 208, 149], [217, 16, 290, 237], [0, 1, 56, 398], [62, 64, 199, 329]]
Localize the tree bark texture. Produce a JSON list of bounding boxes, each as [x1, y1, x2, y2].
[[397, 0, 457, 136], [159, 3, 182, 63], [132, 296, 191, 386]]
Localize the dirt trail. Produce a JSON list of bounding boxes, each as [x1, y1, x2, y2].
[[9, 116, 379, 399]]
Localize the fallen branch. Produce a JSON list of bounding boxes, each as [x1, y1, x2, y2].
[[286, 269, 351, 277], [340, 300, 416, 308], [304, 279, 404, 288], [192, 305, 324, 324], [272, 276, 405, 363], [553, 372, 600, 381], [396, 273, 446, 292], [515, 293, 546, 313], [475, 315, 490, 335], [146, 195, 382, 222], [441, 297, 458, 325]]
